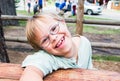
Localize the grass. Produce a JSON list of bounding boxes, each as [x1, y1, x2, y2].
[[18, 20, 27, 27], [83, 25, 120, 34], [47, 0, 55, 6], [84, 15, 110, 20], [16, 10, 34, 16], [67, 23, 120, 34], [69, 15, 110, 20], [92, 54, 120, 62]]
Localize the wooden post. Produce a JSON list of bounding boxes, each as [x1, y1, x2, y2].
[[75, 0, 84, 35]]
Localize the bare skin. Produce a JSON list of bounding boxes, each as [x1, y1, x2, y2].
[[20, 66, 44, 81]]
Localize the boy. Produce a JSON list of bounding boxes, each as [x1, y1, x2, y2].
[[20, 14, 93, 81]]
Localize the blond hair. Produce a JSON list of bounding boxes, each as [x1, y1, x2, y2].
[[26, 13, 64, 50]]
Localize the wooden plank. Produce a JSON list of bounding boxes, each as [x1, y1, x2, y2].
[[91, 42, 120, 49], [44, 69, 120, 81], [1, 15, 28, 21], [5, 36, 27, 43], [1, 15, 120, 26], [83, 19, 120, 26], [0, 63, 23, 80], [0, 63, 120, 81], [5, 36, 120, 49]]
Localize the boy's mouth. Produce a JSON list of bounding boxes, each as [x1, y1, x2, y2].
[[55, 36, 65, 48]]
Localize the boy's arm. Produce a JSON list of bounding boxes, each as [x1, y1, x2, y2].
[[20, 65, 44, 81]]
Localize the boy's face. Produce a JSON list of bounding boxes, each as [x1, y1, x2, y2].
[[35, 18, 73, 57]]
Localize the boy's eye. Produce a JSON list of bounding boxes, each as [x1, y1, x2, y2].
[[41, 37, 49, 44], [51, 26, 57, 32], [50, 22, 59, 34]]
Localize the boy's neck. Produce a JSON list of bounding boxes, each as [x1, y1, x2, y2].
[[71, 37, 80, 59], [64, 37, 80, 59]]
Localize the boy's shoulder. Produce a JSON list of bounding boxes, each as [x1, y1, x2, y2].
[[26, 50, 52, 60], [21, 50, 55, 68], [80, 36, 90, 41]]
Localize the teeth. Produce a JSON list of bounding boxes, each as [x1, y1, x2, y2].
[[56, 37, 64, 48]]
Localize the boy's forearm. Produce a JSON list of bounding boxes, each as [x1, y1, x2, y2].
[[20, 75, 43, 81], [20, 66, 44, 81]]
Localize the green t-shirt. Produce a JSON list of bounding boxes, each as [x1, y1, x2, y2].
[[22, 36, 93, 76]]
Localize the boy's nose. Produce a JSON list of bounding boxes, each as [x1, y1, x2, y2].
[[49, 34, 58, 42]]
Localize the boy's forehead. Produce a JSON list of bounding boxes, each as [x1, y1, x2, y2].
[[34, 26, 47, 39], [37, 18, 56, 28], [35, 21, 50, 34]]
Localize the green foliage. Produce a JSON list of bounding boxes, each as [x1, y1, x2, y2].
[[17, 10, 34, 16], [47, 0, 55, 5], [92, 55, 120, 62], [67, 23, 76, 27], [69, 15, 77, 19], [83, 15, 110, 20], [19, 21, 27, 27], [70, 15, 110, 20], [67, 23, 120, 34], [15, 0, 20, 3], [83, 25, 120, 34]]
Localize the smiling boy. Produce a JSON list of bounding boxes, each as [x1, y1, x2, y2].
[[20, 14, 93, 81]]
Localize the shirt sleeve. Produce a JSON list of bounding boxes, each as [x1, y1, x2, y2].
[[77, 36, 93, 69], [21, 51, 58, 76]]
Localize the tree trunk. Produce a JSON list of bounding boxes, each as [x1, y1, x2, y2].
[[0, 8, 10, 62], [76, 0, 84, 35], [0, 0, 18, 26]]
